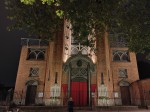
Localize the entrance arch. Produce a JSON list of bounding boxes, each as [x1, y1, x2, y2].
[[119, 80, 131, 105], [63, 54, 95, 106], [25, 80, 38, 105]]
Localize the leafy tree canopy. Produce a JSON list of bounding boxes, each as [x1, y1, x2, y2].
[[5, 0, 150, 59], [5, 0, 63, 39]]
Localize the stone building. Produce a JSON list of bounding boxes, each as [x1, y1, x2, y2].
[[14, 20, 139, 106]]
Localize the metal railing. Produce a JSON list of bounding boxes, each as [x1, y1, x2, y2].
[[0, 90, 150, 107]]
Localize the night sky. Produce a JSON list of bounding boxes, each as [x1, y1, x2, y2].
[[0, 0, 27, 86], [0, 0, 149, 87]]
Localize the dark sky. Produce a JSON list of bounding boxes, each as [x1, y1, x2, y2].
[[0, 0, 149, 87], [0, 0, 27, 86]]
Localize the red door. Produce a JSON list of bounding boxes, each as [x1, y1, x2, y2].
[[71, 82, 87, 106]]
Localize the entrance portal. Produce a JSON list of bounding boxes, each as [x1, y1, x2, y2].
[[63, 54, 95, 106], [25, 85, 37, 105], [70, 61, 88, 106], [119, 80, 131, 105], [120, 86, 131, 105], [25, 80, 38, 105]]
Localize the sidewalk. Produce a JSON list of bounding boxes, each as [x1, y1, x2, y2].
[[74, 110, 149, 112], [0, 106, 149, 112], [0, 109, 149, 112]]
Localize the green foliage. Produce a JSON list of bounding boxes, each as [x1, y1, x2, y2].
[[55, 10, 64, 18], [119, 0, 150, 57], [40, 0, 55, 5], [5, 0, 63, 39], [6, 0, 150, 58], [20, 0, 35, 5]]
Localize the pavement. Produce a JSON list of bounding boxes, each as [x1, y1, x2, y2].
[[0, 109, 150, 112], [0, 106, 150, 112], [73, 110, 150, 112]]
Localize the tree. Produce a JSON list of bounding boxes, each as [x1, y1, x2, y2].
[[5, 0, 63, 39], [6, 0, 150, 59]]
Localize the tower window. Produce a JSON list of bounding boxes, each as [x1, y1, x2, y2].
[[113, 50, 129, 62], [27, 48, 45, 60]]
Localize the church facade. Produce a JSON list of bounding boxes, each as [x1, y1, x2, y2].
[[14, 20, 139, 106]]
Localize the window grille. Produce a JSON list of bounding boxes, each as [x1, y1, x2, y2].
[[119, 68, 128, 78], [29, 67, 39, 77], [113, 50, 129, 62], [27, 48, 45, 60]]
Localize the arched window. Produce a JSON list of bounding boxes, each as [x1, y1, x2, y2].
[[37, 51, 45, 60], [71, 47, 79, 55], [81, 48, 88, 55], [121, 53, 129, 61], [27, 52, 36, 60], [119, 80, 130, 86], [26, 80, 39, 86], [27, 48, 45, 60], [113, 50, 130, 62], [113, 54, 120, 61]]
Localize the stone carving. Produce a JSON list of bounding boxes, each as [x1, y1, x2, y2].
[[98, 84, 108, 106], [29, 67, 39, 77], [71, 68, 87, 79], [50, 84, 61, 105], [119, 68, 127, 78], [119, 80, 130, 86]]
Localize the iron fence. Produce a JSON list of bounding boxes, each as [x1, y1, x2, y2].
[[0, 90, 150, 107]]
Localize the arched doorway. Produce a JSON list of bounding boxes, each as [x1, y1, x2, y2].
[[63, 54, 95, 106], [71, 59, 88, 106], [25, 80, 38, 105], [119, 80, 131, 105]]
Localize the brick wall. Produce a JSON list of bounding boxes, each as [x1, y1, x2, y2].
[[130, 78, 150, 106]]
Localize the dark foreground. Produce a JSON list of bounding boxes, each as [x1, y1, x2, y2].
[[0, 106, 150, 112]]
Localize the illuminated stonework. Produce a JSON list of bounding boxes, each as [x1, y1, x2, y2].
[[14, 20, 139, 106], [63, 21, 96, 63]]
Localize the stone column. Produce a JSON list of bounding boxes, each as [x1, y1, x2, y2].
[[88, 64, 91, 106], [68, 66, 71, 98]]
